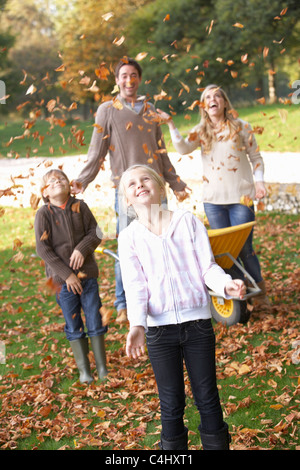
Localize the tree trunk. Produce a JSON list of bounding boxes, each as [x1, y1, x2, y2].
[[268, 60, 277, 104]]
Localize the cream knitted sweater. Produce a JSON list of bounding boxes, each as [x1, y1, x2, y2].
[[170, 119, 264, 204]]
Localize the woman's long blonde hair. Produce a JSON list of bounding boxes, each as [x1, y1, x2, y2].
[[192, 84, 241, 153]]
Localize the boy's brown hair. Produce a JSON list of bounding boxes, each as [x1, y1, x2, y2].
[[41, 169, 70, 203]]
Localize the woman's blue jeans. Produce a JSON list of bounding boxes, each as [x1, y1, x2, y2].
[[56, 278, 107, 341], [204, 202, 263, 283], [146, 319, 224, 439]]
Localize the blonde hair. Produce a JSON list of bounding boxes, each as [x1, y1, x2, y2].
[[41, 169, 70, 203], [119, 164, 166, 217], [192, 84, 241, 153]]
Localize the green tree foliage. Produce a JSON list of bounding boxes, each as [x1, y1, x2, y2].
[[54, 0, 151, 111], [1, 0, 62, 113], [1, 0, 299, 117], [124, 0, 299, 108]]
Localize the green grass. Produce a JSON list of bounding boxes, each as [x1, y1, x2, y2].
[[0, 103, 299, 160], [165, 103, 300, 154], [0, 207, 299, 450]]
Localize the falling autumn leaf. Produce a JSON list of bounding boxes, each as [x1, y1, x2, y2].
[[30, 193, 41, 210], [54, 64, 65, 72], [263, 47, 269, 59], [95, 64, 110, 80], [26, 84, 37, 95], [71, 202, 80, 213], [112, 98, 123, 110], [77, 271, 87, 279], [40, 230, 49, 241], [207, 19, 214, 35], [142, 143, 149, 155], [113, 36, 125, 47], [102, 12, 114, 21], [135, 52, 148, 61]]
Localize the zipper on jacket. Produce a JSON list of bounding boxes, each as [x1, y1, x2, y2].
[[61, 207, 75, 258], [162, 238, 180, 323]]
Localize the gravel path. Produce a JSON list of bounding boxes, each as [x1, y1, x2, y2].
[[0, 151, 299, 211]]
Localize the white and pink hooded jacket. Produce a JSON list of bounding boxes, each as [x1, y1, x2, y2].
[[118, 210, 232, 330]]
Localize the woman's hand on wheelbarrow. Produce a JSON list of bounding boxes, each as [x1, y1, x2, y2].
[[225, 279, 246, 299]]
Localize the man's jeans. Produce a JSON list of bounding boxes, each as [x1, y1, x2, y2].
[[56, 278, 107, 341], [114, 189, 134, 311], [204, 202, 263, 283], [146, 319, 224, 438]]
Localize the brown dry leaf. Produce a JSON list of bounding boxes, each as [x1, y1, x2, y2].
[[238, 364, 251, 375], [47, 99, 56, 112], [26, 84, 37, 95], [240, 195, 253, 207], [30, 193, 41, 210], [95, 64, 110, 81], [100, 306, 113, 326], [55, 64, 65, 72], [207, 19, 214, 35], [113, 36, 125, 47], [263, 47, 269, 59], [77, 271, 87, 279], [40, 230, 49, 241], [71, 202, 80, 213], [142, 143, 149, 155], [13, 238, 23, 250], [46, 277, 61, 294], [39, 405, 52, 418], [112, 98, 123, 110], [135, 52, 148, 61], [179, 81, 190, 93]]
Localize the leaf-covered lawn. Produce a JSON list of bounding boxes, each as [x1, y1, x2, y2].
[[0, 208, 299, 450]]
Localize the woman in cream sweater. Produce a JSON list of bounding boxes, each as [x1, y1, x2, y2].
[[157, 84, 269, 306]]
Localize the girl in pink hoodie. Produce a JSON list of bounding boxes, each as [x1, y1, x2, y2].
[[118, 164, 245, 450]]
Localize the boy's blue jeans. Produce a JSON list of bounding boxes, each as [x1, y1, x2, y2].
[[146, 319, 224, 439], [204, 202, 263, 283], [56, 278, 107, 341]]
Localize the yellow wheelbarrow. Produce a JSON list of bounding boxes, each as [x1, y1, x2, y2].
[[207, 221, 261, 325], [96, 221, 261, 326]]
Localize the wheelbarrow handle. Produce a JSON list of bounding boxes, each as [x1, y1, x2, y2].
[[95, 247, 119, 262]]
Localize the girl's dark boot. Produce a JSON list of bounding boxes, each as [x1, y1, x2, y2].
[[159, 427, 188, 450], [199, 422, 231, 450]]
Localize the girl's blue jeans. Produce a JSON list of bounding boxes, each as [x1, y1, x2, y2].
[[146, 319, 224, 439], [56, 278, 107, 341], [204, 202, 263, 283]]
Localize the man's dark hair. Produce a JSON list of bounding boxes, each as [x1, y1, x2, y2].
[[115, 57, 142, 78]]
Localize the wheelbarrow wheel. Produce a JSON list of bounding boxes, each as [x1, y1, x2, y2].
[[210, 296, 250, 326]]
